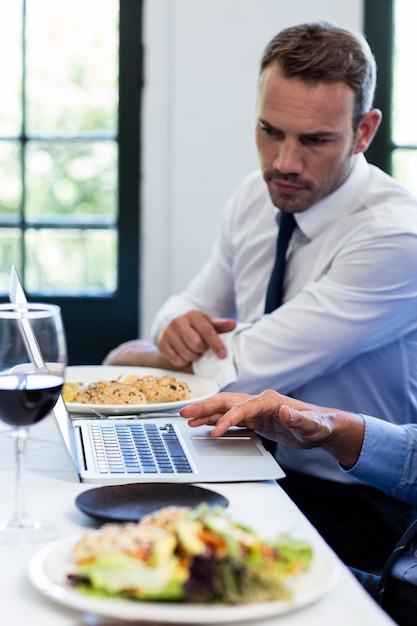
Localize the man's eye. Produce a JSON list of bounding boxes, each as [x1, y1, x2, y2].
[[304, 136, 329, 146], [260, 125, 279, 137]]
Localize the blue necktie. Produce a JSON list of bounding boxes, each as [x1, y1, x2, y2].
[[264, 212, 297, 313]]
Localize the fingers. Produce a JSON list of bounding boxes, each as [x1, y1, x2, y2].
[[210, 392, 281, 436], [158, 312, 235, 366], [181, 392, 268, 438], [211, 318, 237, 333], [159, 321, 208, 366], [181, 392, 250, 419], [180, 393, 251, 432], [181, 389, 334, 447], [103, 310, 236, 370]]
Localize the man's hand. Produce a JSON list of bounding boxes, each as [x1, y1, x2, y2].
[[103, 310, 236, 369], [103, 339, 192, 372], [180, 389, 365, 469], [157, 311, 237, 367]]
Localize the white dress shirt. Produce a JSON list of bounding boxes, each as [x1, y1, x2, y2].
[[152, 154, 417, 483]]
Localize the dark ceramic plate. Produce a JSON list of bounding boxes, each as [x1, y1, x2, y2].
[[75, 483, 229, 523]]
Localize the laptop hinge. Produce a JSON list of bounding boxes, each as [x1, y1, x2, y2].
[[74, 425, 88, 472]]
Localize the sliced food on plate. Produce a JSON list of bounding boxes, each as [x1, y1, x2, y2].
[[62, 365, 219, 415], [67, 504, 313, 604], [63, 374, 193, 406]]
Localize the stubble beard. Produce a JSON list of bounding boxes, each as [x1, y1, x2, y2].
[[264, 148, 356, 213], [264, 172, 315, 213]]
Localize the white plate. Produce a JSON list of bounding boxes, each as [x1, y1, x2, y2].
[[29, 534, 340, 624], [64, 365, 219, 415]]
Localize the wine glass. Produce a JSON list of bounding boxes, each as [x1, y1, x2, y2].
[[0, 302, 67, 543]]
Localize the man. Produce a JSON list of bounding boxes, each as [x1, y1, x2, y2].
[[104, 22, 417, 570]]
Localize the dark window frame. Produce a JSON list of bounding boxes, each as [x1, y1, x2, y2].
[[0, 0, 143, 365], [364, 0, 395, 174]]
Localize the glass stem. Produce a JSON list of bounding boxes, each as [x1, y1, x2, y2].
[[10, 427, 29, 527]]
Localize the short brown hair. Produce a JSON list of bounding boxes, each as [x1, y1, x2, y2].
[[260, 21, 377, 130]]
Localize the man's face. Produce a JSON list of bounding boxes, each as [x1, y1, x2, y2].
[[256, 64, 362, 213]]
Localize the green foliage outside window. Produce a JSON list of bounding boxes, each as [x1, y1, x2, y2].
[[0, 0, 119, 294]]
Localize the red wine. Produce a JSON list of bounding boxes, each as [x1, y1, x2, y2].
[[0, 374, 63, 427]]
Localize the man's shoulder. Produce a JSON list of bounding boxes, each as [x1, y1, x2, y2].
[[367, 163, 417, 207], [353, 162, 417, 234]]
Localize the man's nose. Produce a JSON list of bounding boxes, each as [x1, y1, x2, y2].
[[272, 139, 303, 175]]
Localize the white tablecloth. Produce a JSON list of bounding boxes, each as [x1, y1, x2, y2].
[[0, 416, 396, 626]]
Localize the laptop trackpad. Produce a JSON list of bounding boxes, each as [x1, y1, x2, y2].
[[191, 436, 262, 456]]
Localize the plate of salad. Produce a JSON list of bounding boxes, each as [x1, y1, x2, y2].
[[29, 505, 340, 623]]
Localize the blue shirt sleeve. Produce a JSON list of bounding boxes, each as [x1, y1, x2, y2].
[[345, 415, 417, 505]]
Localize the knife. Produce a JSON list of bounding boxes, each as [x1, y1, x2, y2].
[[9, 266, 69, 419], [9, 265, 47, 370]]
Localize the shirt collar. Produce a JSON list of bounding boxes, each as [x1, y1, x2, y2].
[[294, 153, 370, 241]]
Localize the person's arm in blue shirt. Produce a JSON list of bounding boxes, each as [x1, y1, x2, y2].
[[180, 390, 417, 505], [346, 415, 417, 505]]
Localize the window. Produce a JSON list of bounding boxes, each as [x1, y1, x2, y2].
[[365, 0, 417, 196], [0, 0, 142, 364]]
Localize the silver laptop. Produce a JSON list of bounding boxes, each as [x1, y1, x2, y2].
[[9, 266, 285, 484], [53, 398, 285, 484]]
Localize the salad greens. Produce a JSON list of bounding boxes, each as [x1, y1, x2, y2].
[[69, 505, 313, 604]]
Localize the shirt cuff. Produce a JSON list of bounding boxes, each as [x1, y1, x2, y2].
[[345, 414, 408, 495]]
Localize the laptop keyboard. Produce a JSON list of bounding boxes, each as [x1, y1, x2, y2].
[[89, 422, 193, 475]]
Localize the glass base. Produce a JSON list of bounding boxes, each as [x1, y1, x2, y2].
[[0, 519, 58, 545]]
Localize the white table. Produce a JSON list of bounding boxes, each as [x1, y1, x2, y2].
[[0, 416, 396, 626]]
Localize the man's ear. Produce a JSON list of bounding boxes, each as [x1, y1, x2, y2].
[[353, 109, 382, 154]]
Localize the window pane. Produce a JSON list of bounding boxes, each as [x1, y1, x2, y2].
[[0, 1, 22, 136], [392, 0, 417, 145], [25, 141, 117, 222], [0, 142, 21, 219], [0, 229, 22, 292], [391, 150, 417, 197], [25, 229, 117, 294], [26, 0, 118, 135]]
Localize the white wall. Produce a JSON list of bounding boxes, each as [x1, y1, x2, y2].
[[141, 0, 364, 336]]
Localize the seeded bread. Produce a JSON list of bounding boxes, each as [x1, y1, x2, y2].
[[123, 374, 193, 403], [75, 380, 148, 405]]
